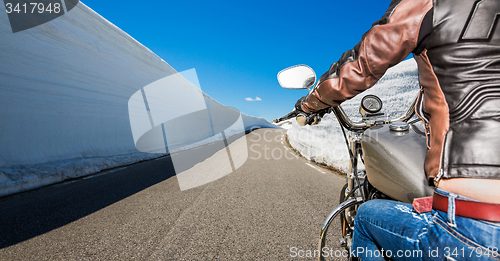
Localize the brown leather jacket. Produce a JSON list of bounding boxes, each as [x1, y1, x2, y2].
[[302, 0, 500, 185]]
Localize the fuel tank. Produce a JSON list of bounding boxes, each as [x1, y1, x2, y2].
[[361, 123, 434, 203]]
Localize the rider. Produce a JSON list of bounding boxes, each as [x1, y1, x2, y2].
[[295, 0, 500, 259]]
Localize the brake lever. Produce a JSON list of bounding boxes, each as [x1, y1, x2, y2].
[[273, 110, 299, 124]]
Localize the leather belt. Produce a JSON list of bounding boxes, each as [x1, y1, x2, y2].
[[433, 192, 500, 223]]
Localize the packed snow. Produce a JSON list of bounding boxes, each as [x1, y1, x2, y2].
[[0, 2, 274, 197], [287, 59, 420, 173]]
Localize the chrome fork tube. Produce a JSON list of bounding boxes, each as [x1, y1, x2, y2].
[[348, 134, 358, 192], [318, 197, 364, 261]]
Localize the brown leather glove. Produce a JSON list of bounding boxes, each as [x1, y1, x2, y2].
[[294, 96, 330, 126]]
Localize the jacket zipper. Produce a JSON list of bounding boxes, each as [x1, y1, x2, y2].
[[434, 169, 444, 186]]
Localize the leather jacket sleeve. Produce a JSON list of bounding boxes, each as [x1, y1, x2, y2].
[[302, 0, 433, 113]]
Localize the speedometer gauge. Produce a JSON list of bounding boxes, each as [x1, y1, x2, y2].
[[361, 95, 383, 114]]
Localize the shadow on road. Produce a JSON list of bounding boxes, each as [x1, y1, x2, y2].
[[0, 156, 177, 249], [0, 128, 267, 249]]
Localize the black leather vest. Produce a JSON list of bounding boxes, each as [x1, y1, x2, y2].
[[426, 0, 500, 180]]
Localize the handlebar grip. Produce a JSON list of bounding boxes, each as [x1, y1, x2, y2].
[[296, 114, 308, 126], [296, 113, 321, 126]]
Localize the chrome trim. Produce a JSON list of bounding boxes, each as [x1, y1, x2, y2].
[[391, 94, 418, 123], [277, 64, 316, 89], [389, 121, 409, 132], [332, 106, 369, 131], [332, 94, 418, 131], [318, 197, 364, 261]]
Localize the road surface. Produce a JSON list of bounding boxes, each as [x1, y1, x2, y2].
[[0, 128, 346, 260]]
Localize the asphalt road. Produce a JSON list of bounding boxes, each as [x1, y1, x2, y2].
[[0, 128, 346, 260]]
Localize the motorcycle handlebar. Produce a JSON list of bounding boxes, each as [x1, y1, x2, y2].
[[331, 106, 369, 131], [332, 94, 417, 131], [274, 110, 322, 126], [273, 110, 299, 124], [296, 112, 322, 126], [275, 94, 418, 131]]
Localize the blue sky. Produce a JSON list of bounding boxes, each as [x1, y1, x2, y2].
[[81, 0, 393, 121]]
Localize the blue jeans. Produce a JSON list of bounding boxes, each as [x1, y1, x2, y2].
[[351, 189, 500, 260]]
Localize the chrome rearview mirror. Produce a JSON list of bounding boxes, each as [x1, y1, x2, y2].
[[277, 65, 316, 89]]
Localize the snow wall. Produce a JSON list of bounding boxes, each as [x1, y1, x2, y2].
[[287, 59, 421, 172], [0, 2, 275, 197]]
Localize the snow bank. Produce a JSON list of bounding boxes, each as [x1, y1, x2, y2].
[[0, 2, 273, 197], [287, 59, 420, 172]]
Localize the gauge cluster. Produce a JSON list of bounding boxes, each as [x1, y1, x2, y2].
[[359, 95, 383, 116]]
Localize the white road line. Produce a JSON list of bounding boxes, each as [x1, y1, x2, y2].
[[61, 0, 68, 14], [306, 163, 326, 174]]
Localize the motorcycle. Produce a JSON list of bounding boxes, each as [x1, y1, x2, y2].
[[275, 65, 434, 260]]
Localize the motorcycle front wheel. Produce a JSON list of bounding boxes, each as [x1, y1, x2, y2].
[[318, 197, 363, 261]]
